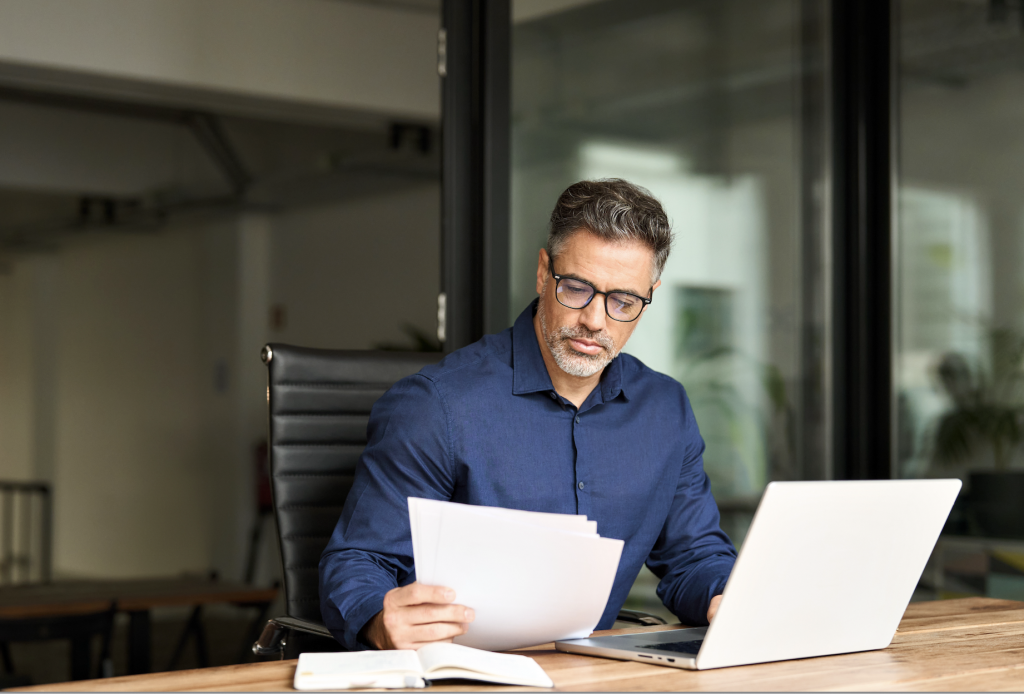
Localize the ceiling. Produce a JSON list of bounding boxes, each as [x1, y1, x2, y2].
[[0, 90, 439, 251]]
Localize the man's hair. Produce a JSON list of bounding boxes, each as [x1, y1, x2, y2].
[[547, 178, 673, 282]]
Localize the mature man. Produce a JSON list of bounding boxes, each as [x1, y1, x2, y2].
[[320, 179, 736, 651]]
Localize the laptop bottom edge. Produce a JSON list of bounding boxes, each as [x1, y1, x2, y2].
[[554, 640, 700, 670]]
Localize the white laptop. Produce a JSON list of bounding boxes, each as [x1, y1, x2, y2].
[[555, 479, 960, 670]]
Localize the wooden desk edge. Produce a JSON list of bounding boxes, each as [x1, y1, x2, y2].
[[13, 597, 1024, 693]]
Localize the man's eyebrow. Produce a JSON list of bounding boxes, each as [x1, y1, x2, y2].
[[559, 271, 646, 297]]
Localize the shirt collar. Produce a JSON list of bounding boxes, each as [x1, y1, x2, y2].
[[601, 352, 628, 402], [511, 300, 629, 402], [512, 300, 555, 395]]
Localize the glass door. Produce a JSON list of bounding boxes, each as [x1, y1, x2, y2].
[[509, 0, 831, 618]]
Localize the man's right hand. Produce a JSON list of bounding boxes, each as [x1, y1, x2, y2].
[[361, 582, 475, 650]]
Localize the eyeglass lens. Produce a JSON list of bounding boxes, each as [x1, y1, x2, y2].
[[555, 278, 644, 321]]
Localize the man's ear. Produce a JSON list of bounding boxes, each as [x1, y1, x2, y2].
[[642, 279, 662, 315], [536, 248, 550, 295]]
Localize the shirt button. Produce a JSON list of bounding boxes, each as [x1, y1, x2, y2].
[[578, 481, 585, 490], [550, 392, 557, 400], [575, 415, 580, 424]]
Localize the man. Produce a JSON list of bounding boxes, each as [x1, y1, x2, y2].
[[320, 178, 736, 651]]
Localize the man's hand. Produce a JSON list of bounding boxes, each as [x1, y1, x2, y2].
[[707, 594, 723, 623], [361, 582, 475, 650]]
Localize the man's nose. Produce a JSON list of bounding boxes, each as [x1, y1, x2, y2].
[[579, 295, 607, 332]]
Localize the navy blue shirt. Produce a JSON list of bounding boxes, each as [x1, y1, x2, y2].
[[319, 301, 736, 650]]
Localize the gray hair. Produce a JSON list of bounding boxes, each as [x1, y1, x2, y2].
[[547, 178, 673, 282]]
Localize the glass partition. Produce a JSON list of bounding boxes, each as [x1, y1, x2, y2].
[[897, 0, 1024, 598], [510, 0, 830, 618]]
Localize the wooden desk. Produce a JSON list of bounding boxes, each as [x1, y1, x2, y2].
[[15, 597, 1024, 692], [0, 578, 278, 674]]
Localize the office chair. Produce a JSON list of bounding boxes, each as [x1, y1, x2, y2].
[[253, 344, 665, 659]]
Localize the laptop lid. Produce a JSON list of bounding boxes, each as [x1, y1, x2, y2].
[[695, 478, 960, 669], [556, 479, 960, 670]]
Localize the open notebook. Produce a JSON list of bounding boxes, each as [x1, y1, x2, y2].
[[293, 642, 554, 690]]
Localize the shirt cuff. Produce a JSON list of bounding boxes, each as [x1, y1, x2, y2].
[[344, 591, 388, 651]]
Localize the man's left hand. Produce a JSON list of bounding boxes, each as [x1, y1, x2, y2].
[[707, 595, 723, 622]]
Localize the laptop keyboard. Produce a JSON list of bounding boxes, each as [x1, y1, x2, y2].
[[638, 639, 703, 655]]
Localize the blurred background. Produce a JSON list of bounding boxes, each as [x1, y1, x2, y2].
[[0, 0, 441, 683], [0, 0, 1021, 684]]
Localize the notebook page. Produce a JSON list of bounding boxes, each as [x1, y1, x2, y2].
[[415, 643, 553, 688], [293, 650, 423, 690]]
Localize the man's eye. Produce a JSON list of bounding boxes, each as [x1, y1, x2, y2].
[[563, 283, 590, 295], [613, 295, 638, 310]]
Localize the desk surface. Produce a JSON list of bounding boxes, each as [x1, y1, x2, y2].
[[16, 597, 1024, 692], [0, 578, 278, 619]]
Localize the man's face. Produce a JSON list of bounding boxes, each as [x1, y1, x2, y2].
[[535, 231, 660, 378]]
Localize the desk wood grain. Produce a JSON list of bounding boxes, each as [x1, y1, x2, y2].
[[15, 598, 1024, 692]]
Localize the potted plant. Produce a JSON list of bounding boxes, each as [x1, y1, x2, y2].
[[932, 328, 1024, 538]]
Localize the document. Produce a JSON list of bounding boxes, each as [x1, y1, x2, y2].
[[293, 642, 554, 690], [408, 497, 623, 652]]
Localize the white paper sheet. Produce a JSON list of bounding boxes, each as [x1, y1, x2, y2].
[[409, 498, 443, 584], [407, 498, 623, 652], [409, 498, 597, 585]]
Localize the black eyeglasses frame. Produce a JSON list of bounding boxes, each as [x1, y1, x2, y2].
[[547, 257, 653, 323]]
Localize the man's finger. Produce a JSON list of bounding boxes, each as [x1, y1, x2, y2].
[[389, 620, 467, 650], [392, 582, 456, 607], [405, 603, 475, 626], [405, 620, 471, 645]]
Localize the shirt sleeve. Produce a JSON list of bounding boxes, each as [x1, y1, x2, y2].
[[645, 389, 737, 626], [319, 373, 455, 650]]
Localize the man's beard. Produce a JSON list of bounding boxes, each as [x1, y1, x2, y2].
[[538, 289, 619, 378]]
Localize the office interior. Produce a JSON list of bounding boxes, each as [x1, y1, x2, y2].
[[0, 0, 1021, 685]]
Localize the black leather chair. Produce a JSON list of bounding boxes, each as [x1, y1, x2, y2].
[[253, 343, 664, 659], [253, 344, 442, 657]]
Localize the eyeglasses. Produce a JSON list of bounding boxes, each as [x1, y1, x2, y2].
[[548, 257, 652, 323]]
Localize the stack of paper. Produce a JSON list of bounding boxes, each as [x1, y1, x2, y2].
[[408, 497, 623, 651]]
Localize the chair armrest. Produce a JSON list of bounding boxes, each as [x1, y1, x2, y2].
[[615, 609, 668, 626], [253, 616, 334, 658]]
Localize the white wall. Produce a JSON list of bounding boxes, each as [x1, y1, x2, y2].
[[52, 230, 213, 576], [0, 183, 439, 579], [0, 0, 440, 124]]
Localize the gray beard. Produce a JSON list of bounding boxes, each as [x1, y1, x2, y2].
[[538, 291, 619, 378]]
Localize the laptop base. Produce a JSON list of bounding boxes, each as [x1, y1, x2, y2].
[[556, 628, 706, 670]]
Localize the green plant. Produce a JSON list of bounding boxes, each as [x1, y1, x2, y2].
[[677, 346, 794, 494], [932, 328, 1024, 470]]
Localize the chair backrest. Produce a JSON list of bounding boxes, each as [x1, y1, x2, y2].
[[0, 481, 52, 585], [262, 344, 442, 623]]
